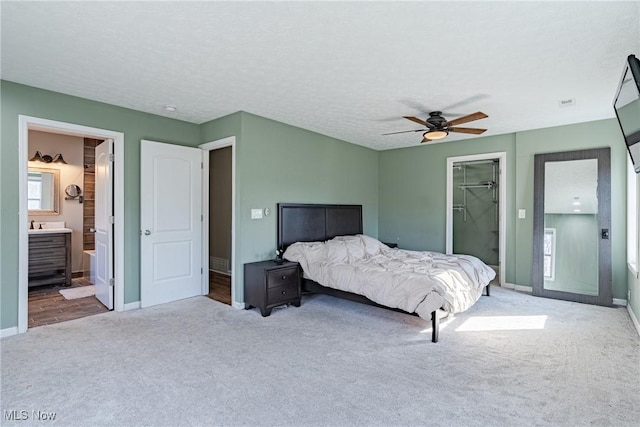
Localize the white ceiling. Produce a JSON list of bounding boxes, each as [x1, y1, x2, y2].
[[2, 1, 639, 151]]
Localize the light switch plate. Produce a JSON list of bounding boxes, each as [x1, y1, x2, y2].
[[518, 209, 526, 219], [251, 209, 263, 219]]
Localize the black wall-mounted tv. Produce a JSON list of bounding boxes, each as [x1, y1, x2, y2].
[[613, 54, 640, 173]]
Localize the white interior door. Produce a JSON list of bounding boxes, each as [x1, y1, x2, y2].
[[94, 139, 114, 309], [140, 140, 203, 308]]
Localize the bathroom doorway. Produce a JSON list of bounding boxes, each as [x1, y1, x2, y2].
[[18, 116, 125, 334], [26, 131, 108, 327]]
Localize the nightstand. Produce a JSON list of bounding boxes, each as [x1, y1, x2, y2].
[[244, 260, 301, 317]]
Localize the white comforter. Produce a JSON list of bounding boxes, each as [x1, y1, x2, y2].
[[283, 234, 495, 320]]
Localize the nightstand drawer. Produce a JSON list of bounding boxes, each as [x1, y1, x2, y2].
[[266, 267, 298, 288], [267, 283, 299, 304]]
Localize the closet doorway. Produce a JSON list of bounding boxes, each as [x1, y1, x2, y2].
[[446, 152, 506, 286], [200, 137, 237, 307]]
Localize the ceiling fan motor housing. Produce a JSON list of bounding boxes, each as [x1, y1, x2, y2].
[[427, 111, 447, 129]]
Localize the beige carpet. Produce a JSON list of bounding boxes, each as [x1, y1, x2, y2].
[[1, 286, 639, 426]]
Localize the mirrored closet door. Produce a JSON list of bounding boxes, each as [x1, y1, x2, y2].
[[532, 148, 612, 306]]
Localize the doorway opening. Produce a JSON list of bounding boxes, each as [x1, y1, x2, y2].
[[26, 131, 108, 327], [18, 116, 125, 334], [207, 146, 232, 305], [446, 152, 506, 286], [200, 136, 239, 308]]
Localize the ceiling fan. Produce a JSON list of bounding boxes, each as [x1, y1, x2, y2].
[[383, 111, 488, 143]]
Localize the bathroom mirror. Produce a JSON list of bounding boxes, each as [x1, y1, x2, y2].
[[28, 167, 60, 216]]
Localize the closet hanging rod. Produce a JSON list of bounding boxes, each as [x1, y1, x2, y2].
[[458, 181, 494, 189], [453, 159, 499, 167]]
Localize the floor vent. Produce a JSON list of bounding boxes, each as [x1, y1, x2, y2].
[[210, 257, 230, 274]]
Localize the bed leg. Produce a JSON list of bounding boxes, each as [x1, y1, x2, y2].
[[431, 311, 439, 343], [486, 283, 491, 296]]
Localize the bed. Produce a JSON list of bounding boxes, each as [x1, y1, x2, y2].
[[277, 203, 495, 342]]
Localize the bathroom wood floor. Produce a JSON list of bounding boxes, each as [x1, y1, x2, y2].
[[28, 277, 109, 328], [208, 271, 231, 305]]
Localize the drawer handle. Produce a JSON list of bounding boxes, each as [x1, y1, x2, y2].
[[282, 275, 287, 280]]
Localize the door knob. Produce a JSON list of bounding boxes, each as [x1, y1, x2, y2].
[[89, 228, 96, 233], [144, 230, 151, 236]]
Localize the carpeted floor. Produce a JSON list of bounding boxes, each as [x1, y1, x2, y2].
[[1, 286, 639, 426]]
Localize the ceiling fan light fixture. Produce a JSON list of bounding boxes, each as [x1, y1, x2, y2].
[[424, 130, 448, 140]]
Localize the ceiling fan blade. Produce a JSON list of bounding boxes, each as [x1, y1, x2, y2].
[[399, 98, 433, 115], [441, 94, 490, 112], [382, 129, 424, 135], [448, 127, 487, 135], [446, 112, 488, 127], [403, 116, 427, 126]]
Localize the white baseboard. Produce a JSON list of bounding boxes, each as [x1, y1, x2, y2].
[[503, 282, 533, 293], [232, 301, 245, 310], [1, 326, 19, 339], [613, 298, 627, 307], [123, 301, 140, 311], [628, 304, 640, 338]]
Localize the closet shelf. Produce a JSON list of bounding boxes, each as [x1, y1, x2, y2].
[[458, 181, 495, 190]]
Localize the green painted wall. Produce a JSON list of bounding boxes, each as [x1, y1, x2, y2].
[[200, 112, 379, 303], [379, 133, 517, 281], [1, 81, 201, 330], [543, 214, 599, 296], [629, 172, 640, 325]]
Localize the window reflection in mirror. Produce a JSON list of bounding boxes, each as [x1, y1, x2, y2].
[[28, 167, 60, 215]]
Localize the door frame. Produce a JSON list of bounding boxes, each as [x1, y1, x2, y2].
[[18, 115, 125, 334], [532, 147, 612, 306], [199, 136, 242, 309], [446, 151, 507, 285]]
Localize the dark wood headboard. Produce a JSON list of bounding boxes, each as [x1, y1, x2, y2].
[[277, 203, 363, 250]]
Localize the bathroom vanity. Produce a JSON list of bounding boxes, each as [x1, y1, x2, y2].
[[28, 229, 72, 287]]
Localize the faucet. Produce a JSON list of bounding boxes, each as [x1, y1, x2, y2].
[[30, 220, 34, 230]]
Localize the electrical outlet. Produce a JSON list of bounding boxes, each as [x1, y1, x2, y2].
[[251, 209, 263, 219]]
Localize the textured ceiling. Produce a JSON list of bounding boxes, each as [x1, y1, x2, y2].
[[2, 1, 639, 150]]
